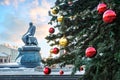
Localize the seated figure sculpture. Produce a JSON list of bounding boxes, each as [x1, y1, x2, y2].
[[16, 22, 41, 68], [22, 22, 38, 45]]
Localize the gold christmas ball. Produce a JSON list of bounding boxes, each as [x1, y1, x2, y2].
[[50, 49, 54, 53], [51, 8, 58, 14], [59, 37, 68, 47], [57, 16, 63, 22]]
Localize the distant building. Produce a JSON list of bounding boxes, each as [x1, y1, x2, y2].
[[0, 52, 10, 63], [0, 44, 18, 63]]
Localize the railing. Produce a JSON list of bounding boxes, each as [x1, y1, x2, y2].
[[0, 75, 81, 80]]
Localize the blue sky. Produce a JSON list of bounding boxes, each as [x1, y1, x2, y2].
[[0, 0, 56, 58]]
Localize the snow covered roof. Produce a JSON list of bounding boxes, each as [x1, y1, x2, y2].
[[0, 52, 9, 57]]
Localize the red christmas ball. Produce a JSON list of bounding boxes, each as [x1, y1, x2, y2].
[[80, 66, 84, 71], [97, 3, 107, 14], [68, 1, 73, 5], [43, 67, 51, 75], [59, 70, 64, 75], [103, 10, 116, 23], [49, 27, 55, 33], [85, 47, 96, 58], [53, 47, 59, 54]]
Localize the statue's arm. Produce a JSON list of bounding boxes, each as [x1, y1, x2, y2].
[[30, 26, 36, 36]]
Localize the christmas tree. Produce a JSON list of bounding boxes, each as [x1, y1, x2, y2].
[[43, 0, 120, 80]]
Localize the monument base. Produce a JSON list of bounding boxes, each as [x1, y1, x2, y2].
[[17, 46, 41, 68]]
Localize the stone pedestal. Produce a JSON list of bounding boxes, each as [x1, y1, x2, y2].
[[17, 46, 41, 68]]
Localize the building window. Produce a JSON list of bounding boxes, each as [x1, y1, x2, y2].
[[4, 59, 7, 63], [0, 59, 3, 63]]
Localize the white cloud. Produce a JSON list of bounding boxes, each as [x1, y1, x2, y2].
[[0, 0, 10, 5], [35, 24, 50, 39], [32, 0, 39, 6], [0, 0, 25, 8], [20, 0, 25, 2], [0, 13, 27, 46], [4, 0, 10, 5], [29, 0, 51, 24], [12, 0, 26, 8]]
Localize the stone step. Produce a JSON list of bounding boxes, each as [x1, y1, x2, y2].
[[0, 75, 81, 80]]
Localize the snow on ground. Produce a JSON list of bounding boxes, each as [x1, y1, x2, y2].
[[0, 68, 85, 75]]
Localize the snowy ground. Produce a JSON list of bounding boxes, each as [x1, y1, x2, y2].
[[0, 68, 85, 75]]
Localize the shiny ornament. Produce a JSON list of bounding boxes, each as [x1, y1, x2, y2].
[[59, 37, 68, 47], [51, 8, 58, 14], [53, 47, 59, 54], [49, 27, 55, 33], [59, 70, 64, 75], [80, 66, 84, 71], [50, 48, 54, 53], [57, 16, 63, 22], [103, 10, 116, 23], [85, 47, 96, 58], [68, 1, 73, 5], [97, 3, 107, 14], [43, 67, 51, 75]]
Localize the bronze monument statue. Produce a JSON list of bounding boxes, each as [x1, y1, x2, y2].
[[22, 22, 38, 45], [16, 22, 41, 68]]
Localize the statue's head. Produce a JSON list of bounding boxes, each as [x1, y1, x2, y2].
[[29, 22, 33, 26]]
